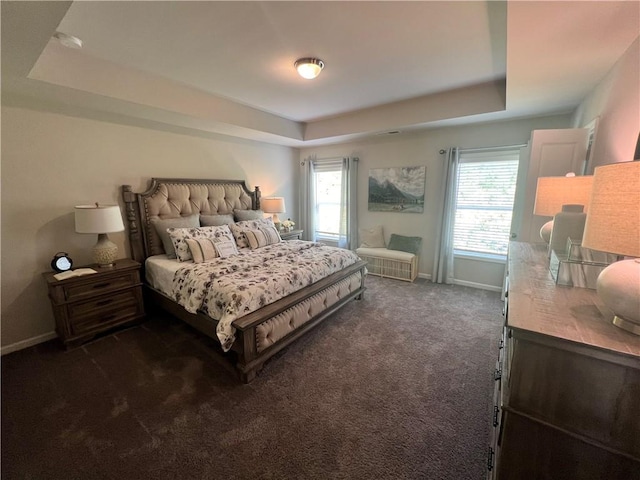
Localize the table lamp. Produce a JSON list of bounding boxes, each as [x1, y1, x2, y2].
[[75, 204, 125, 267], [582, 161, 640, 335], [533, 173, 593, 253], [261, 197, 286, 229]]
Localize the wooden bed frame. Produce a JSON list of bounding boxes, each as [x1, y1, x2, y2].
[[122, 178, 366, 382]]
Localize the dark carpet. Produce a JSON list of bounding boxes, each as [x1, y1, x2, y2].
[[2, 276, 503, 479]]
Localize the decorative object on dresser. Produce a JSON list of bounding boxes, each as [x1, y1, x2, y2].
[[279, 229, 303, 241], [75, 203, 125, 267], [50, 251, 73, 272], [261, 197, 286, 230], [581, 161, 640, 335], [44, 259, 145, 348], [489, 242, 640, 479], [532, 172, 593, 249]]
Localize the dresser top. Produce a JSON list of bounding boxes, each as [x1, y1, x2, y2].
[[508, 242, 640, 358]]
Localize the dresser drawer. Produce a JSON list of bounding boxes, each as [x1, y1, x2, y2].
[[62, 271, 139, 302], [67, 288, 139, 320]]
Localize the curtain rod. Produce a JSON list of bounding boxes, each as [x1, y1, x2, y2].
[[440, 143, 527, 154]]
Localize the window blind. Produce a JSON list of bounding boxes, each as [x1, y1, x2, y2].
[[453, 149, 520, 256]]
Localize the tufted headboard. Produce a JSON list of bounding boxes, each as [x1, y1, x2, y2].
[[122, 178, 261, 262]]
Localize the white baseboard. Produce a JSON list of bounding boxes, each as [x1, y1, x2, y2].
[[1, 331, 57, 356], [452, 279, 502, 292], [417, 272, 432, 280]]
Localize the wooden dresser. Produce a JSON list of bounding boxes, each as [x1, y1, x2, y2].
[[44, 259, 145, 348], [488, 242, 640, 480]]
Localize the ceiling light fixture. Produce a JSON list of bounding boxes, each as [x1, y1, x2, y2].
[[295, 58, 324, 79], [53, 31, 83, 49]]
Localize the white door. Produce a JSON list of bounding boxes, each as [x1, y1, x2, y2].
[[512, 128, 588, 243]]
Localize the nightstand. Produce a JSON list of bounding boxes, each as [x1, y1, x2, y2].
[[43, 259, 145, 348], [280, 229, 303, 240]]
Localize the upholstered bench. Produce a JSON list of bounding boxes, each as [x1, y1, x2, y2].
[[355, 247, 419, 282], [356, 229, 422, 282]]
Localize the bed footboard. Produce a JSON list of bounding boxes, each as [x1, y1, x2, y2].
[[146, 260, 366, 383]]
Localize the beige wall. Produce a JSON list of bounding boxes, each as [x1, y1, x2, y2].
[[299, 114, 572, 289], [1, 106, 299, 351], [572, 36, 640, 169]]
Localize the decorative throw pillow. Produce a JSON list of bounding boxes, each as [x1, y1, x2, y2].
[[387, 234, 422, 255], [185, 238, 220, 263], [359, 225, 386, 248], [214, 240, 239, 258], [233, 209, 265, 222], [230, 218, 275, 248], [245, 226, 282, 249], [200, 214, 235, 227], [152, 214, 199, 258], [168, 224, 235, 262], [185, 237, 238, 263]]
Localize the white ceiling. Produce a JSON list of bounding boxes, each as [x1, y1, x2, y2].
[[2, 1, 639, 147]]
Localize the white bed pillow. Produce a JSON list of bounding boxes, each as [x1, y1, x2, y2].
[[230, 218, 276, 249], [168, 224, 235, 262], [359, 225, 386, 248], [245, 226, 282, 249]]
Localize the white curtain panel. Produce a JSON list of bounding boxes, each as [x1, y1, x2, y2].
[[338, 157, 358, 250], [432, 148, 459, 284], [299, 155, 316, 241]]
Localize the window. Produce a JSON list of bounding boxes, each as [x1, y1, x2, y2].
[[453, 149, 520, 258], [313, 161, 343, 242]]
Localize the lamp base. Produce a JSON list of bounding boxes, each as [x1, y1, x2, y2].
[[93, 233, 118, 267], [597, 259, 640, 336], [612, 315, 640, 336]]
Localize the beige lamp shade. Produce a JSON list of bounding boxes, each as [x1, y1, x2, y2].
[[582, 161, 640, 336], [261, 197, 286, 214], [533, 175, 594, 216], [75, 205, 125, 233], [261, 197, 286, 227], [582, 162, 640, 257]]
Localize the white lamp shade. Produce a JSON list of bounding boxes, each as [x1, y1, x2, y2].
[[261, 197, 286, 214], [533, 175, 594, 216], [582, 161, 640, 257], [75, 205, 125, 234]]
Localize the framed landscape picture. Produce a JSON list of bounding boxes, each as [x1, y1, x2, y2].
[[368, 166, 426, 213]]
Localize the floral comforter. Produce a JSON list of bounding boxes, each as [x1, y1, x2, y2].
[[171, 241, 361, 351]]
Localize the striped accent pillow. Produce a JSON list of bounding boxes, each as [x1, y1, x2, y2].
[[245, 227, 282, 250], [185, 238, 220, 263]]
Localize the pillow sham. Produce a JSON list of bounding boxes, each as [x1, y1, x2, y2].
[[200, 214, 235, 227], [152, 214, 199, 259], [230, 218, 275, 248], [168, 224, 235, 262], [185, 237, 239, 263], [233, 209, 265, 222], [387, 234, 422, 255], [245, 226, 282, 250], [359, 225, 386, 248]]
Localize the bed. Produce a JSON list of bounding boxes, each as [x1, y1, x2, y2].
[[121, 178, 367, 382]]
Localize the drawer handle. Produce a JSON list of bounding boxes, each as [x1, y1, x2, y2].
[[101, 314, 117, 322], [96, 299, 114, 307], [92, 282, 111, 289], [493, 405, 500, 427], [487, 446, 494, 471], [494, 368, 502, 381]]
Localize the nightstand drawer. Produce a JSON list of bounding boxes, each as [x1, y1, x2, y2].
[[62, 271, 139, 302], [67, 288, 140, 320], [70, 302, 142, 336]]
